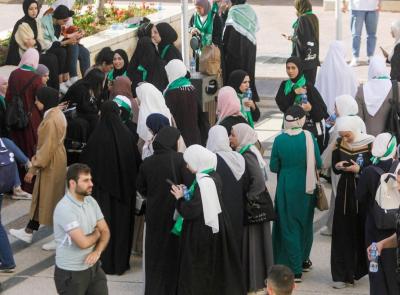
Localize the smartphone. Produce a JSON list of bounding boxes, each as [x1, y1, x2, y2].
[[342, 162, 352, 167], [166, 178, 176, 186]]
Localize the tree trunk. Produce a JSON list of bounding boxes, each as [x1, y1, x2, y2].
[[96, 0, 106, 24]]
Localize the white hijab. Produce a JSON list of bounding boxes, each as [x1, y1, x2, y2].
[[165, 59, 187, 84], [389, 20, 400, 62], [371, 133, 397, 163], [231, 123, 268, 181], [335, 116, 375, 148], [136, 83, 172, 141], [183, 145, 221, 234], [363, 56, 392, 117], [206, 125, 245, 181], [315, 41, 358, 115]]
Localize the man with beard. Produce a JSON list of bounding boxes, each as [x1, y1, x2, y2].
[[53, 163, 110, 295]]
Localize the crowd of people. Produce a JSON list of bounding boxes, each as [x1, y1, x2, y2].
[[0, 0, 399, 294]]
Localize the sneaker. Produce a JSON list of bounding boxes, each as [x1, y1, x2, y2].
[[9, 228, 33, 243], [349, 58, 360, 67], [0, 264, 15, 273], [59, 83, 69, 95], [11, 187, 32, 200], [320, 226, 332, 236], [294, 274, 302, 283], [332, 281, 353, 289], [302, 259, 313, 272], [65, 76, 78, 87], [42, 240, 57, 251]]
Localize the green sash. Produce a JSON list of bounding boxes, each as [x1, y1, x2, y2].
[[194, 10, 214, 48], [284, 75, 307, 104], [0, 95, 5, 109], [292, 10, 314, 29], [107, 69, 127, 81], [171, 168, 215, 236], [160, 44, 171, 60], [165, 77, 192, 93], [238, 93, 254, 128], [137, 65, 148, 81], [239, 144, 252, 154], [21, 64, 35, 72]]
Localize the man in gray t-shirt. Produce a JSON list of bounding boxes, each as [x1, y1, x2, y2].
[[53, 163, 110, 295]]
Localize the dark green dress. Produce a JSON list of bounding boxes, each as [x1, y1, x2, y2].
[[270, 131, 321, 275]]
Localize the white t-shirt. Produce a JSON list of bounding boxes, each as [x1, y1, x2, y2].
[[350, 0, 379, 11]]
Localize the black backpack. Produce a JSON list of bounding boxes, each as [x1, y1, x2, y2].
[[5, 75, 38, 130]]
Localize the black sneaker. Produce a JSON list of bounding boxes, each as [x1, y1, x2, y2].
[[294, 274, 302, 283], [302, 259, 313, 272]]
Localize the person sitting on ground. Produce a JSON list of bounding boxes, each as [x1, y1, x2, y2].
[[108, 49, 129, 83], [6, 0, 60, 90], [127, 36, 168, 97], [36, 64, 50, 86], [53, 163, 110, 295], [9, 87, 67, 252], [109, 76, 139, 124], [40, 4, 78, 93], [152, 22, 182, 63], [266, 265, 295, 295]]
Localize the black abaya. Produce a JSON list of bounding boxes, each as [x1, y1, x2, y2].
[[177, 172, 246, 295], [223, 26, 259, 102], [136, 127, 192, 295], [356, 159, 400, 295], [80, 101, 141, 275]]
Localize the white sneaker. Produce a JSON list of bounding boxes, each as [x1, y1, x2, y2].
[[59, 83, 69, 94], [9, 228, 33, 243], [349, 58, 360, 67], [11, 187, 32, 200], [320, 226, 332, 236], [332, 282, 353, 289], [42, 240, 57, 251], [65, 76, 78, 87]]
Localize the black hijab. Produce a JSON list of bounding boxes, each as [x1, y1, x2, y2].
[[153, 126, 181, 153], [112, 49, 129, 79], [81, 101, 138, 203], [286, 56, 304, 82], [129, 37, 158, 70], [156, 23, 178, 53], [227, 69, 248, 94], [36, 87, 60, 113], [6, 0, 40, 65]]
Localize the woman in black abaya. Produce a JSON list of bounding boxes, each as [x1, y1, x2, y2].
[[137, 126, 191, 295], [80, 101, 141, 275], [152, 23, 182, 63]]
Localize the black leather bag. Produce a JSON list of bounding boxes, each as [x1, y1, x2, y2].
[[5, 75, 38, 130], [245, 189, 276, 225], [385, 80, 400, 142]]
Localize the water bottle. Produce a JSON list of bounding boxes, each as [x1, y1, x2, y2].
[[325, 113, 337, 128], [369, 242, 379, 273], [356, 153, 364, 168], [190, 57, 196, 73], [182, 186, 190, 201], [300, 93, 308, 104], [243, 88, 252, 112]]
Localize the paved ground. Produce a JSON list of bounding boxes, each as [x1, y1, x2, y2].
[[1, 1, 399, 294]]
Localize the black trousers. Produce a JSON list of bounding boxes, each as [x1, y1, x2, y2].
[[46, 46, 68, 75], [54, 262, 108, 295], [303, 67, 318, 85]]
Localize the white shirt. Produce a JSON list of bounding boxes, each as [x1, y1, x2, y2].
[[350, 0, 379, 11]]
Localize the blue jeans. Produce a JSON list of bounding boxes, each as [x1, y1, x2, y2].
[[0, 195, 15, 268], [351, 10, 379, 58], [68, 44, 90, 78], [1, 137, 29, 188]]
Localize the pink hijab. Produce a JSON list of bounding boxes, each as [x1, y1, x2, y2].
[[18, 48, 39, 69], [217, 86, 241, 123], [0, 76, 7, 97]]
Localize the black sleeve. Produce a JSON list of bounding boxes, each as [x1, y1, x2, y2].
[[275, 81, 294, 113], [136, 163, 148, 197], [251, 100, 260, 122], [295, 16, 317, 61], [356, 166, 379, 205], [212, 14, 222, 46], [177, 188, 203, 220], [390, 45, 400, 82], [332, 146, 344, 175], [308, 84, 329, 122], [189, 14, 194, 28]]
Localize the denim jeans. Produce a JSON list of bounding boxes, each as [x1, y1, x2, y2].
[[68, 44, 91, 78], [0, 195, 16, 268], [351, 10, 379, 58], [1, 138, 29, 188]]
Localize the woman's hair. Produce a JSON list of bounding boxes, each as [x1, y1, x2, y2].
[[95, 47, 114, 66], [294, 0, 312, 14], [84, 68, 105, 97]]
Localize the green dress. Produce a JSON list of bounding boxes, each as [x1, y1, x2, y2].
[[270, 131, 321, 275]]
